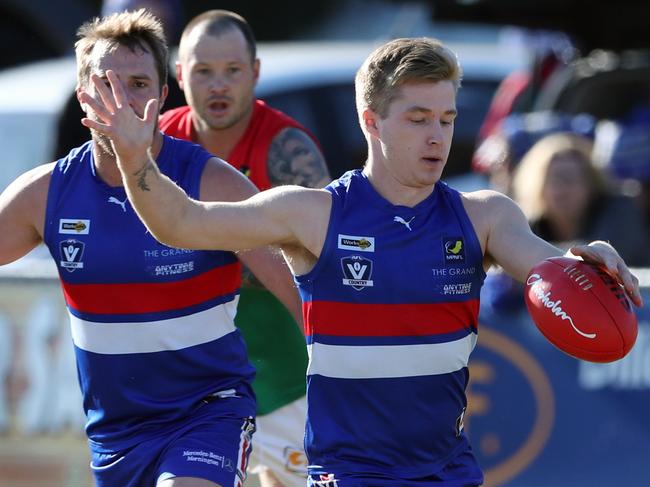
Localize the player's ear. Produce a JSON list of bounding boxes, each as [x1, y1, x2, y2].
[[175, 61, 184, 91], [76, 85, 87, 113], [159, 84, 169, 113], [362, 108, 380, 137], [252, 58, 260, 85]]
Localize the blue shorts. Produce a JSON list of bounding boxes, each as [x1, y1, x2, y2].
[[307, 448, 483, 487], [90, 411, 255, 487]]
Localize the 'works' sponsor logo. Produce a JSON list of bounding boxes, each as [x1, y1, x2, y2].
[[337, 234, 375, 252]]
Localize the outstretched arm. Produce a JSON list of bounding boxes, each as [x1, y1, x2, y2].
[[466, 190, 642, 307], [198, 158, 304, 326]]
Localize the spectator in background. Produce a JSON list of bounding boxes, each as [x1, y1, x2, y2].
[[472, 111, 597, 196], [512, 132, 650, 266], [482, 132, 650, 315]]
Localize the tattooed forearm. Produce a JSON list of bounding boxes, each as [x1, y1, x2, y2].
[[267, 128, 330, 188], [132, 147, 160, 191]]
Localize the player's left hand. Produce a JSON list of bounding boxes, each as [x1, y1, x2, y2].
[[569, 240, 643, 307], [78, 69, 158, 172]]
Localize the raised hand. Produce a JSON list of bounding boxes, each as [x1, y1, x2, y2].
[[79, 70, 159, 172], [570, 240, 643, 307]]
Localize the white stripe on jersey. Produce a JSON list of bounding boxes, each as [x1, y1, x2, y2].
[[70, 297, 239, 354], [307, 332, 477, 379]]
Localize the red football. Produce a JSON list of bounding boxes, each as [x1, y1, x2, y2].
[[524, 256, 637, 363]]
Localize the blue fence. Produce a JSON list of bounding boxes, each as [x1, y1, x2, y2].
[[470, 287, 650, 486]]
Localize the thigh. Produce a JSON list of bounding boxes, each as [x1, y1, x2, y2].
[[156, 416, 256, 487], [247, 396, 308, 487]]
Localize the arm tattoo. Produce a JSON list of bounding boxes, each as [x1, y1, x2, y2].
[[267, 127, 330, 188], [133, 148, 159, 191]]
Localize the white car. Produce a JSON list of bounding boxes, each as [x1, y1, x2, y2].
[[0, 39, 527, 191]]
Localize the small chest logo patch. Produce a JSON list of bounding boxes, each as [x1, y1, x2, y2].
[[443, 237, 465, 263], [59, 219, 90, 234], [59, 239, 85, 272], [341, 255, 374, 290], [337, 234, 375, 252]]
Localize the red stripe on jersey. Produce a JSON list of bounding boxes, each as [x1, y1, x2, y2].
[[303, 299, 479, 337], [62, 262, 241, 314]]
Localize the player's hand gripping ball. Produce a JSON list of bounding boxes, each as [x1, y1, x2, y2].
[[524, 256, 637, 363]]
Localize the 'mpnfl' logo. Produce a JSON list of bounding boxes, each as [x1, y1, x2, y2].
[[341, 255, 373, 291], [59, 239, 85, 273]]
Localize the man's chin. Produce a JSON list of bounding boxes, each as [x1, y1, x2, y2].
[[207, 117, 236, 131]]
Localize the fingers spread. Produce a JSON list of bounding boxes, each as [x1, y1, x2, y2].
[[78, 90, 112, 124], [106, 70, 126, 109], [617, 262, 644, 307], [570, 242, 642, 307], [143, 98, 159, 124], [90, 73, 117, 115]]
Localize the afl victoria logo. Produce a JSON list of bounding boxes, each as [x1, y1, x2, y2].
[[341, 255, 374, 291], [59, 239, 85, 272], [466, 325, 554, 486]]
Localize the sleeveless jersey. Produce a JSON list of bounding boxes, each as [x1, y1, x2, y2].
[[160, 100, 309, 415], [295, 170, 486, 478], [43, 136, 256, 452]]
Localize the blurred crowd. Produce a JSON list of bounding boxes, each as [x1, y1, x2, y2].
[[472, 34, 650, 314]]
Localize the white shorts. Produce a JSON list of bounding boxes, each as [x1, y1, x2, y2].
[[247, 395, 308, 487]]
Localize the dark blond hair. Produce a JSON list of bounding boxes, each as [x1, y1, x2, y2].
[[512, 132, 607, 220], [75, 8, 168, 93], [355, 37, 462, 121]]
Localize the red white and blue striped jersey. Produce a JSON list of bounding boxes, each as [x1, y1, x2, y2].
[[295, 170, 485, 478], [43, 137, 255, 452]]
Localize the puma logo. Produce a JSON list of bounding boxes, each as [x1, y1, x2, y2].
[[393, 215, 415, 231], [107, 196, 127, 212]]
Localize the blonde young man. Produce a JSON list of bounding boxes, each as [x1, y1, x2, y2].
[[81, 37, 642, 486], [0, 9, 303, 487], [159, 10, 330, 487]]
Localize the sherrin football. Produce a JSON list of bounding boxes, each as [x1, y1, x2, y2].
[[524, 256, 637, 363]]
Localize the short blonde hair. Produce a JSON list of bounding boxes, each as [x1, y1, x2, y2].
[[355, 37, 462, 121], [512, 132, 606, 221], [75, 8, 168, 92]]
